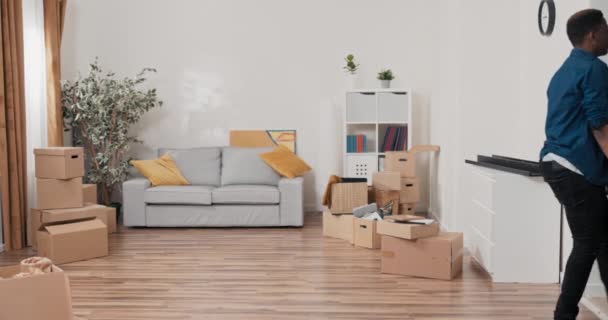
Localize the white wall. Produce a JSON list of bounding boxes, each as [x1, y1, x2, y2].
[[61, 0, 441, 211]]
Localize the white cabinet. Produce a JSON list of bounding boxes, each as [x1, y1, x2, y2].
[[343, 89, 412, 184], [467, 165, 561, 283]]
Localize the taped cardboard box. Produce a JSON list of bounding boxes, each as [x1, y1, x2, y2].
[[377, 217, 439, 240], [0, 264, 73, 320], [353, 218, 381, 249], [381, 232, 464, 280], [37, 219, 108, 265], [372, 171, 401, 191], [34, 147, 84, 179], [399, 177, 420, 204], [322, 210, 354, 244], [82, 183, 97, 204], [330, 182, 368, 214], [36, 177, 83, 210]]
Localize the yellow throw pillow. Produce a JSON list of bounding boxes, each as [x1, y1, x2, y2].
[[130, 153, 190, 186], [259, 145, 311, 178]]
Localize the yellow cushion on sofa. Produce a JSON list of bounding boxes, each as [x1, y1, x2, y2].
[[130, 153, 190, 186], [259, 145, 311, 178]]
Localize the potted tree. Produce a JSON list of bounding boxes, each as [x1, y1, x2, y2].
[[377, 69, 395, 88], [62, 60, 163, 210]]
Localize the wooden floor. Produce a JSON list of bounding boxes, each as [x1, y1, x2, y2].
[[0, 213, 599, 319]]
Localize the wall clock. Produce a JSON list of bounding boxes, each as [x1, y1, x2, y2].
[[538, 0, 556, 36]]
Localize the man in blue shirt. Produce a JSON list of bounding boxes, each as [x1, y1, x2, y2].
[[540, 9, 608, 320]]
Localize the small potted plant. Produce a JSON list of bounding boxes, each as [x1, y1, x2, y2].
[[377, 69, 395, 88], [343, 54, 359, 88]]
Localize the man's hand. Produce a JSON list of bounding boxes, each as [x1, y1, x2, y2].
[[593, 124, 608, 158]]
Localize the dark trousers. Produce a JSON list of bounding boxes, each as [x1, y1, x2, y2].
[[540, 161, 608, 320]]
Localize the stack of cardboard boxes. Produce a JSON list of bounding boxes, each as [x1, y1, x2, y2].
[[31, 147, 116, 265], [323, 145, 464, 280]]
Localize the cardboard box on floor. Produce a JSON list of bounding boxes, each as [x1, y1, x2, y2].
[[37, 218, 108, 265], [36, 177, 83, 209], [381, 232, 464, 280], [31, 204, 115, 249], [353, 218, 382, 249], [82, 183, 97, 204], [322, 210, 354, 244], [34, 147, 84, 179], [330, 182, 368, 214], [377, 216, 439, 240], [0, 264, 73, 320]]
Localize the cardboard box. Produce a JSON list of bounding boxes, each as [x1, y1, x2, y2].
[[93, 204, 117, 233], [34, 147, 84, 179], [399, 203, 416, 215], [375, 190, 400, 215], [82, 183, 97, 204], [377, 218, 439, 240], [322, 210, 354, 244], [0, 264, 73, 320], [381, 232, 464, 280], [36, 177, 83, 210], [372, 171, 401, 191], [37, 219, 108, 265], [399, 177, 420, 204], [353, 218, 381, 249], [330, 182, 368, 214], [32, 204, 113, 248], [385, 151, 415, 177]]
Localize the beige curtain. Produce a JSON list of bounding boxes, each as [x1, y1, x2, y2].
[[0, 0, 28, 250], [44, 0, 67, 147]]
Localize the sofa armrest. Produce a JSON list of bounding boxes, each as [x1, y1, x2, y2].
[[123, 178, 150, 226], [278, 177, 304, 227]]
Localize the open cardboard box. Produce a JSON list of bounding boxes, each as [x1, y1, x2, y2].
[[377, 215, 439, 240], [329, 182, 368, 214], [0, 263, 73, 319], [37, 218, 108, 265], [381, 232, 464, 280], [322, 210, 354, 244]]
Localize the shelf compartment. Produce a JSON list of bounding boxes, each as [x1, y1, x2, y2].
[[346, 124, 377, 153], [346, 92, 376, 123], [378, 92, 408, 123], [378, 123, 408, 153]]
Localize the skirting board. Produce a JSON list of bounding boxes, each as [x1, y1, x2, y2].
[[581, 297, 608, 320]]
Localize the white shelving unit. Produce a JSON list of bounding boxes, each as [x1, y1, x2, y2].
[[343, 88, 412, 184]]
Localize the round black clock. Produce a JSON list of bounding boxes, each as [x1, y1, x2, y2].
[[538, 0, 556, 36]]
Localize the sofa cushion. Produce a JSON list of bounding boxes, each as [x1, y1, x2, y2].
[[145, 185, 213, 205], [221, 147, 281, 186], [158, 147, 221, 186], [212, 185, 280, 204]]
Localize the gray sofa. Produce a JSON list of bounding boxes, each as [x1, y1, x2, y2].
[[123, 147, 304, 227]]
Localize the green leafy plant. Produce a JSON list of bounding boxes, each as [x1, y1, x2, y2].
[[343, 54, 359, 74], [377, 69, 395, 81], [62, 59, 163, 205]]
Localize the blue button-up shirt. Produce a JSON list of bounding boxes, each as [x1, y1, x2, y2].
[[541, 48, 608, 186]]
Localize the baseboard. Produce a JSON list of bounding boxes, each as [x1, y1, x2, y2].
[[581, 297, 608, 320], [584, 283, 607, 298], [304, 203, 319, 213]]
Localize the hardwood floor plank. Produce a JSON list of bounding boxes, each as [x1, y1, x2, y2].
[[0, 212, 599, 319]]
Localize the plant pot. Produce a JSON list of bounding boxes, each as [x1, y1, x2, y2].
[[346, 74, 357, 89], [109, 202, 122, 218], [380, 80, 391, 89]]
